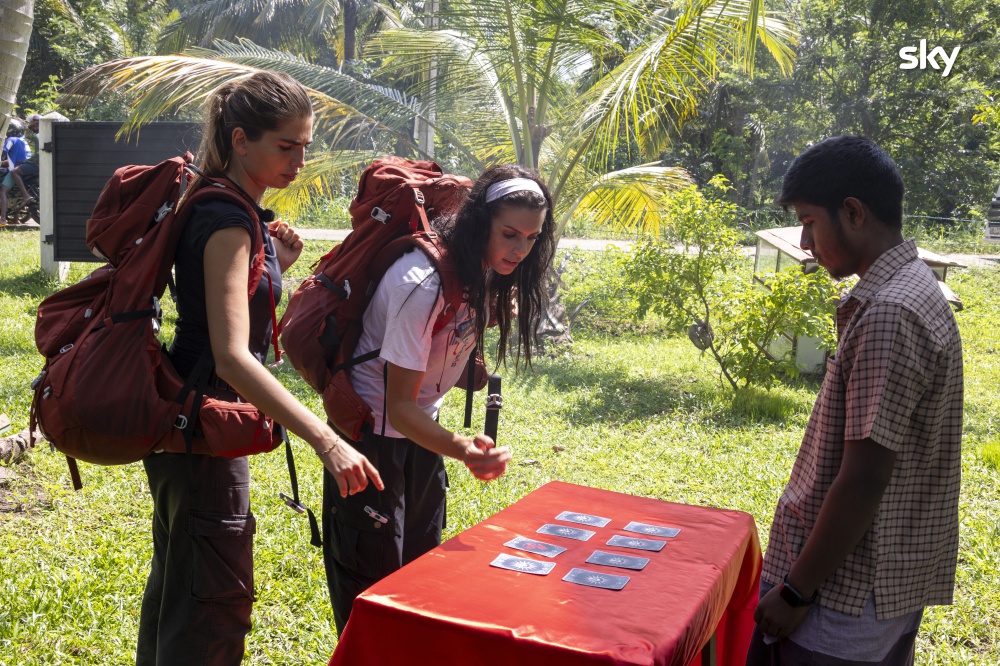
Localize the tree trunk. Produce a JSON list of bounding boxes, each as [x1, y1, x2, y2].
[[534, 251, 573, 349], [342, 0, 358, 62], [413, 0, 438, 158], [0, 0, 34, 133]]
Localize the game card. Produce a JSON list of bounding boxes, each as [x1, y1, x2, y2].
[[586, 550, 650, 571], [555, 511, 612, 528], [563, 567, 630, 590], [623, 521, 681, 538], [504, 536, 567, 558], [607, 534, 666, 552], [537, 523, 596, 541], [489, 554, 556, 575]]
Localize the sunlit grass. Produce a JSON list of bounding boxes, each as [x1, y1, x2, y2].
[[1, 232, 997, 664]]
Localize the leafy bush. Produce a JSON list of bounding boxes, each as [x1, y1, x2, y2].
[[626, 178, 838, 389], [558, 248, 648, 333]]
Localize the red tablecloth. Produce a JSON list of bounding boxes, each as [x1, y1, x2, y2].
[[330, 481, 761, 666]]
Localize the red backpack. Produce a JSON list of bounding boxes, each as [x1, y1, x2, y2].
[[279, 157, 485, 441], [30, 154, 282, 490]]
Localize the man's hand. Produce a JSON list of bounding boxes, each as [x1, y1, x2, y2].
[[753, 584, 810, 641]]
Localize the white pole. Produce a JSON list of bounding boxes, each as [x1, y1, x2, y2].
[[38, 115, 68, 280]]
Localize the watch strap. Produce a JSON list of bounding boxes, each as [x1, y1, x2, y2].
[[779, 575, 818, 607]]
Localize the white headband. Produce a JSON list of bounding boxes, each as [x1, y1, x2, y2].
[[484, 178, 545, 203]]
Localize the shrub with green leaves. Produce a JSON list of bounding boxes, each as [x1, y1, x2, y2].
[[626, 178, 838, 389], [558, 248, 646, 333]]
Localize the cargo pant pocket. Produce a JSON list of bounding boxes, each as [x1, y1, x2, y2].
[[326, 491, 389, 581], [188, 511, 256, 603]]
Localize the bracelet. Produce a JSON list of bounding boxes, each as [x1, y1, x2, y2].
[[317, 439, 340, 457]]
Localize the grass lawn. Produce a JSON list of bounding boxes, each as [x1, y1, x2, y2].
[[1, 230, 998, 665]]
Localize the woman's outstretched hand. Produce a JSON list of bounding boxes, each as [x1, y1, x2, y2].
[[318, 437, 384, 497]]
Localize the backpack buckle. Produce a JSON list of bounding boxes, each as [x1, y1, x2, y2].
[[486, 394, 503, 409], [30, 370, 46, 390], [174, 415, 188, 430], [279, 492, 306, 514], [371, 207, 391, 223], [365, 505, 389, 524], [154, 201, 173, 223], [413, 188, 425, 206]]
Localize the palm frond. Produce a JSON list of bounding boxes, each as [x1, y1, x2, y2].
[[59, 40, 478, 163], [564, 0, 796, 184], [558, 164, 693, 236], [263, 150, 377, 215], [156, 0, 338, 54], [43, 0, 81, 23]]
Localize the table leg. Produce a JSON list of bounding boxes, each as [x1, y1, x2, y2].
[[700, 631, 717, 666]]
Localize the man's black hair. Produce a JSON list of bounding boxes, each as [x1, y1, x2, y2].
[[777, 135, 905, 230]]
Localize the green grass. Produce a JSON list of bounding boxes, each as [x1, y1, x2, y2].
[[1, 231, 999, 664], [286, 195, 354, 230]]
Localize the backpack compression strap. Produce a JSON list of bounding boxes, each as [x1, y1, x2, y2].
[[484, 373, 502, 445]]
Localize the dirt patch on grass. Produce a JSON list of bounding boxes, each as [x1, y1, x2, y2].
[[0, 460, 51, 516]]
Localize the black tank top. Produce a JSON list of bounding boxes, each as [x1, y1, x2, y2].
[[169, 197, 282, 378]]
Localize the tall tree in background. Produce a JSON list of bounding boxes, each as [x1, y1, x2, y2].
[[21, 0, 173, 118], [367, 0, 795, 236], [156, 0, 388, 67], [662, 0, 1000, 218], [0, 0, 35, 130]]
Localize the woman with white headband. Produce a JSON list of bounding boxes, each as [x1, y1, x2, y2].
[[322, 164, 556, 632]]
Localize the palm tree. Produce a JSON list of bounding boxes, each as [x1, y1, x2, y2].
[[374, 0, 795, 234], [157, 0, 388, 66], [65, 0, 793, 227], [0, 0, 35, 132]]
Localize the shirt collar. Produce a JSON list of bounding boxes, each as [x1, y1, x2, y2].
[[848, 239, 918, 303]]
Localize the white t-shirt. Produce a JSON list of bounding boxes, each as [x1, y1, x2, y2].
[[351, 249, 476, 438]]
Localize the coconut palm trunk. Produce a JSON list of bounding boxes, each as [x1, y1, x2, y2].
[[0, 0, 34, 132]]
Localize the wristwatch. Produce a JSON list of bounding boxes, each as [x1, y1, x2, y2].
[[779, 575, 818, 608]]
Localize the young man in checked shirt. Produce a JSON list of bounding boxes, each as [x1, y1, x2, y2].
[[746, 136, 963, 665]]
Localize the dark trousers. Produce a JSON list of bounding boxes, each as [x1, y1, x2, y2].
[[322, 428, 447, 634], [745, 625, 917, 665], [136, 453, 256, 666]]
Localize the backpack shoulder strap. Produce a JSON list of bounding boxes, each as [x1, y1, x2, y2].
[[409, 233, 464, 335], [177, 179, 266, 296]]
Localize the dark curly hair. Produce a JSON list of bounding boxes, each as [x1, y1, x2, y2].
[[434, 164, 556, 369]]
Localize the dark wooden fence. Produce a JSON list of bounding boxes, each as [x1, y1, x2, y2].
[[50, 122, 201, 262]]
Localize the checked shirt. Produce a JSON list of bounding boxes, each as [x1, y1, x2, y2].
[[761, 240, 964, 619]]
